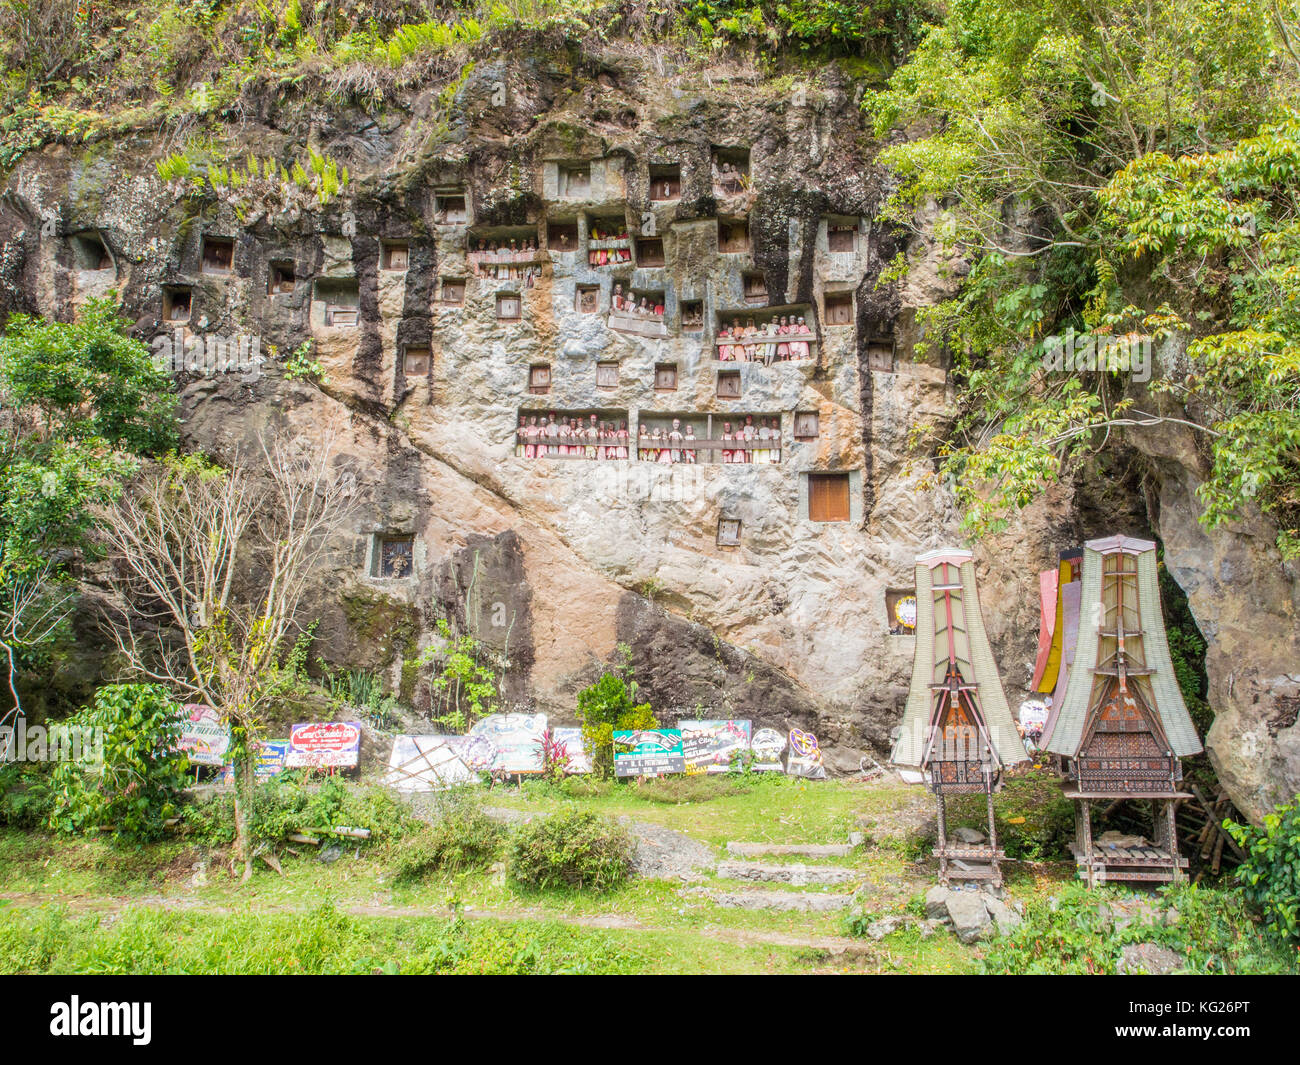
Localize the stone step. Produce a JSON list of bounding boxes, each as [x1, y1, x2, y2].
[[725, 842, 855, 858], [688, 888, 853, 913], [715, 861, 858, 886]]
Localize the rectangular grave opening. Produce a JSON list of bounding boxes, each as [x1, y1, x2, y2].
[[317, 279, 360, 326], [70, 233, 112, 271], [680, 300, 704, 331], [827, 220, 858, 253], [712, 147, 751, 196], [716, 370, 742, 400], [529, 363, 551, 395], [559, 163, 591, 198], [596, 361, 619, 389], [162, 286, 192, 323], [496, 292, 522, 321], [714, 305, 818, 362], [268, 260, 295, 295], [808, 472, 851, 523], [373, 534, 414, 579], [381, 242, 410, 271], [467, 227, 543, 279], [885, 587, 918, 635], [586, 214, 632, 266], [440, 278, 465, 304], [743, 272, 768, 302], [435, 191, 468, 224], [610, 286, 666, 337], [794, 411, 820, 439], [719, 219, 751, 253], [575, 285, 600, 314], [717, 518, 742, 547], [825, 291, 854, 326], [548, 221, 579, 252], [867, 334, 895, 372], [201, 236, 234, 274], [636, 237, 665, 267], [403, 346, 431, 376], [649, 164, 682, 201], [655, 363, 678, 391]]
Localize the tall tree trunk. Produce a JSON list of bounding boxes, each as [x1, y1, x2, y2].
[[232, 760, 253, 883]]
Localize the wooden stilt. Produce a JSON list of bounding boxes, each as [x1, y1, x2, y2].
[[936, 792, 949, 885]]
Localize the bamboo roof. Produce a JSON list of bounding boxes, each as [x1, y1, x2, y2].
[[1041, 535, 1203, 759], [891, 548, 1028, 769]]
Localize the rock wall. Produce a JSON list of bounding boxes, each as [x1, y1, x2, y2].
[[20, 54, 1293, 802]]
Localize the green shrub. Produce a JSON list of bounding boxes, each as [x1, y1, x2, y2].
[[575, 645, 656, 778], [0, 902, 643, 975], [630, 774, 749, 804], [507, 808, 634, 892], [185, 777, 413, 850], [0, 762, 54, 829], [1225, 796, 1300, 942], [391, 792, 503, 882], [46, 684, 189, 843], [983, 882, 1298, 975]]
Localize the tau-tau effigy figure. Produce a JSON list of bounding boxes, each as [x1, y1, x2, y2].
[[1040, 535, 1203, 888], [891, 548, 1028, 887]]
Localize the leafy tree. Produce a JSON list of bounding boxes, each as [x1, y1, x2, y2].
[[870, 0, 1300, 550], [0, 298, 178, 719], [96, 435, 356, 880], [46, 683, 189, 843], [1225, 797, 1300, 943], [575, 645, 656, 778]]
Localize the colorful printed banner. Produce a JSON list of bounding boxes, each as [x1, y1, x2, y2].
[[750, 727, 787, 772], [613, 728, 684, 777], [550, 727, 592, 775], [254, 740, 289, 779], [285, 721, 363, 769], [679, 719, 752, 774], [786, 727, 827, 780], [384, 735, 480, 791], [178, 704, 231, 767], [469, 713, 548, 774]]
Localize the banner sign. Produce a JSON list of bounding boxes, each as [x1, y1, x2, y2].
[[751, 727, 787, 772], [679, 719, 752, 774], [786, 728, 827, 779], [178, 704, 231, 767], [285, 721, 363, 769], [550, 727, 592, 775], [469, 713, 547, 774], [613, 729, 684, 777], [254, 740, 289, 779], [384, 735, 480, 791]]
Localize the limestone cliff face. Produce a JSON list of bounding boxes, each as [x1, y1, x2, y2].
[[13, 54, 1289, 805]]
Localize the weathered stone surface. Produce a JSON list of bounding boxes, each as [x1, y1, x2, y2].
[[952, 826, 987, 844], [924, 884, 950, 920], [687, 888, 853, 912], [945, 890, 993, 944], [983, 895, 1022, 937], [1118, 942, 1185, 976], [725, 842, 854, 857], [715, 861, 858, 885]]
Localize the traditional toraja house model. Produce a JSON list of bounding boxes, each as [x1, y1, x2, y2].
[[891, 548, 1028, 886], [1040, 535, 1204, 887], [1031, 548, 1083, 744]]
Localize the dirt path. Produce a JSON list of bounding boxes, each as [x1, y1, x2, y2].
[[0, 890, 874, 955]]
